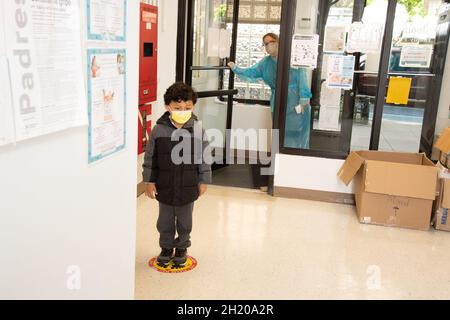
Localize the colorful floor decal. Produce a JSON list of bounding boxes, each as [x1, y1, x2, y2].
[[148, 256, 198, 273]]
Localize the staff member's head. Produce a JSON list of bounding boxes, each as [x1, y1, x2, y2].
[[263, 33, 279, 58]]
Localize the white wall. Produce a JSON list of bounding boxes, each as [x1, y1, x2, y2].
[[274, 154, 354, 194], [0, 0, 139, 299]]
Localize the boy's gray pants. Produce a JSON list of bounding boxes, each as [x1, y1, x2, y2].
[[157, 202, 194, 249]]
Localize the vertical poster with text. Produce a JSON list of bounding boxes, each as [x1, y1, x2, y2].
[[347, 22, 384, 53], [291, 34, 319, 69], [4, 0, 87, 142], [326, 55, 355, 90], [0, 57, 15, 146], [87, 0, 127, 42], [87, 49, 126, 164]]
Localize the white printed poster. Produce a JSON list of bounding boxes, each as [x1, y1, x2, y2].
[[87, 49, 126, 164], [4, 0, 87, 142], [0, 57, 15, 146], [87, 0, 127, 41], [318, 82, 341, 131], [347, 22, 384, 53], [291, 34, 319, 69], [320, 82, 342, 106], [318, 105, 340, 131], [326, 55, 355, 90], [324, 26, 347, 53], [399, 45, 433, 68], [207, 28, 232, 59]]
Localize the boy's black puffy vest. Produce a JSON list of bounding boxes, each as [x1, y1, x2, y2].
[[154, 115, 202, 206]]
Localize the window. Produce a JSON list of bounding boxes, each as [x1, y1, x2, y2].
[[223, 23, 280, 102], [222, 0, 282, 104]]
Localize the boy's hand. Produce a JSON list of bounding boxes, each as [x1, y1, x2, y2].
[[145, 183, 158, 199], [199, 184, 208, 197]]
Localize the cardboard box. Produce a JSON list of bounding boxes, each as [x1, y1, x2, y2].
[[338, 151, 438, 231], [434, 127, 450, 168], [434, 162, 450, 231]]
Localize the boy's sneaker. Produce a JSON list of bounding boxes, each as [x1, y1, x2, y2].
[[173, 248, 187, 266], [157, 248, 173, 265]]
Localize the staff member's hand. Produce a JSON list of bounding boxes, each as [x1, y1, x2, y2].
[[199, 184, 208, 197], [227, 62, 235, 69], [145, 183, 158, 199]]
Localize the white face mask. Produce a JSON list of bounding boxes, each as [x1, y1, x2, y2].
[[265, 42, 278, 57]]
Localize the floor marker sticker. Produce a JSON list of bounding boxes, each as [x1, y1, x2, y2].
[[148, 256, 198, 273]]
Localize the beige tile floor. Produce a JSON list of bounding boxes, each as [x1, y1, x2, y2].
[[135, 186, 450, 300]]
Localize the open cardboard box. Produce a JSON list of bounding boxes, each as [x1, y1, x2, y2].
[[434, 127, 450, 168], [338, 151, 438, 231]]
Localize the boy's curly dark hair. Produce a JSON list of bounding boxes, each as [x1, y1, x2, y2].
[[164, 82, 198, 105]]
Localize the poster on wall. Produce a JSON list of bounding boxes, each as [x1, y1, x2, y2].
[[87, 0, 127, 42], [207, 28, 232, 59], [0, 57, 15, 147], [320, 81, 342, 106], [87, 49, 126, 164], [386, 77, 412, 105], [347, 22, 384, 53], [399, 45, 433, 68], [4, 0, 87, 142], [291, 34, 319, 69], [318, 105, 340, 131], [326, 55, 355, 90], [318, 82, 341, 131], [324, 26, 347, 53]]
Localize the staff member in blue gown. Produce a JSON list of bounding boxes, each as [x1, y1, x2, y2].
[[228, 33, 312, 149]]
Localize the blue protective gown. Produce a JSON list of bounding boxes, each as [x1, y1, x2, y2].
[[231, 56, 312, 149]]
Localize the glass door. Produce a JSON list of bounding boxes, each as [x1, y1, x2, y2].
[[178, 0, 283, 189], [179, 0, 239, 169], [376, 0, 443, 152]]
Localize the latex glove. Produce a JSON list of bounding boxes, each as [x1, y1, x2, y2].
[[227, 62, 235, 69]]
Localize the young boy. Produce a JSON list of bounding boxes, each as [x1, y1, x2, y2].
[[142, 82, 211, 267]]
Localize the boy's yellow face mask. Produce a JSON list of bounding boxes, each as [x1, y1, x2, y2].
[[168, 100, 194, 125], [170, 110, 192, 124]]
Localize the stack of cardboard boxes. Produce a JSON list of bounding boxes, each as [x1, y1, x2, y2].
[[337, 127, 450, 232], [433, 128, 450, 232]]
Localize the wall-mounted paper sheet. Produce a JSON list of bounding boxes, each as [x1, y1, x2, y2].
[[347, 22, 384, 53], [291, 34, 319, 69], [399, 45, 433, 69], [207, 28, 231, 59], [386, 77, 412, 105], [326, 55, 355, 90], [0, 57, 15, 147], [87, 49, 127, 164], [87, 0, 127, 41], [4, 0, 87, 142], [320, 82, 342, 106], [318, 105, 340, 131], [324, 26, 347, 53]]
